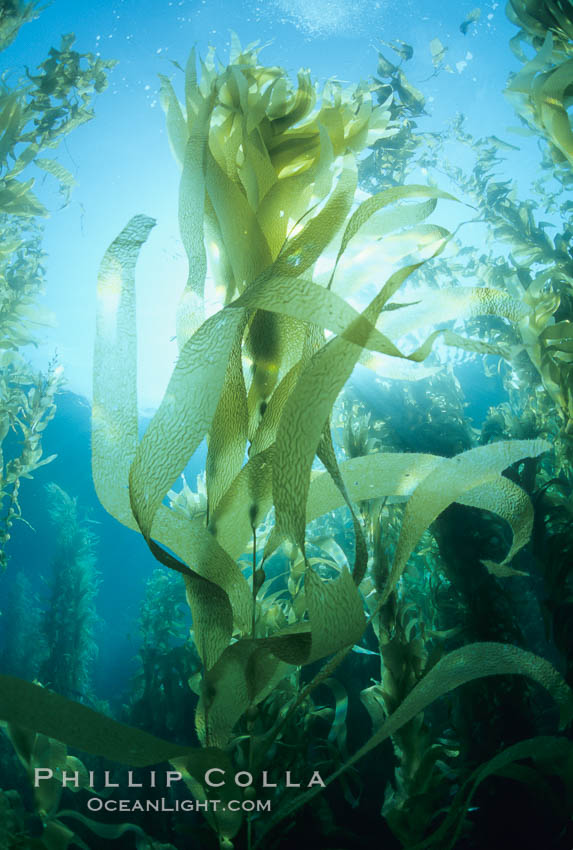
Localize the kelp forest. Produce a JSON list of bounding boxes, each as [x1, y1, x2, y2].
[[0, 0, 573, 848]]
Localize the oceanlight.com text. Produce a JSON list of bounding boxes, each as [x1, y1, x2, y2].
[[86, 797, 272, 814]]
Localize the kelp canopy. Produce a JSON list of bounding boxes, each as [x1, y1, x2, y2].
[[1, 34, 572, 850]]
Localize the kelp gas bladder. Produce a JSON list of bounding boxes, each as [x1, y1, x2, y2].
[[1, 40, 571, 850]]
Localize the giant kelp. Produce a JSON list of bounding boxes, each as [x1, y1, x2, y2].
[[1, 34, 572, 850], [39, 484, 100, 702], [0, 24, 115, 570], [89, 42, 571, 846], [507, 0, 573, 173]]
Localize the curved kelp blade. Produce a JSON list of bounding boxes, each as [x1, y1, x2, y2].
[[328, 184, 458, 287], [307, 451, 535, 573], [254, 643, 573, 845], [380, 439, 550, 604], [56, 811, 151, 845], [316, 424, 368, 585], [93, 220, 250, 667], [462, 476, 533, 575], [176, 91, 214, 345], [195, 639, 294, 748], [209, 446, 274, 559], [205, 147, 273, 292], [379, 285, 529, 341], [128, 305, 244, 536], [232, 272, 406, 358], [92, 214, 156, 532], [205, 313, 249, 514], [343, 642, 573, 770], [213, 443, 537, 584], [272, 156, 357, 278]]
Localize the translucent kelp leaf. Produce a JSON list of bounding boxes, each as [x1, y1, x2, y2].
[[93, 219, 249, 667], [0, 176, 47, 216], [196, 640, 292, 748], [377, 52, 396, 76], [308, 453, 439, 525], [54, 811, 150, 845], [430, 38, 448, 68], [328, 184, 457, 288], [361, 352, 439, 381], [62, 756, 92, 792], [379, 286, 528, 341], [249, 363, 302, 455], [306, 452, 533, 574], [233, 273, 405, 358], [159, 74, 187, 167], [209, 446, 274, 559], [205, 148, 273, 292], [347, 642, 573, 766], [382, 439, 550, 603], [349, 196, 438, 243], [316, 424, 369, 584], [273, 157, 357, 278], [460, 7, 481, 35], [5, 723, 67, 815], [381, 38, 414, 62], [462, 476, 533, 572], [0, 675, 242, 840], [302, 563, 366, 662], [256, 124, 335, 258], [269, 262, 423, 554], [268, 249, 452, 557], [176, 94, 214, 345], [0, 674, 229, 766], [395, 69, 426, 112], [128, 307, 244, 537], [35, 158, 76, 205], [205, 315, 248, 513], [41, 819, 76, 849], [505, 32, 573, 168], [93, 215, 156, 532], [322, 678, 349, 748], [145, 507, 251, 641]]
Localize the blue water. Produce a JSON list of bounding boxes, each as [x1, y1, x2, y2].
[[1, 0, 530, 408]]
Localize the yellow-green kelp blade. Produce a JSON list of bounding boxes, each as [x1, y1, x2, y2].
[[308, 451, 535, 571], [379, 285, 529, 341], [93, 217, 250, 669], [268, 257, 441, 556], [128, 307, 245, 538], [92, 214, 156, 532], [328, 183, 458, 287], [381, 438, 550, 603]]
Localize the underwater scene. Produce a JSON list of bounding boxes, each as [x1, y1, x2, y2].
[[1, 0, 573, 847]]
